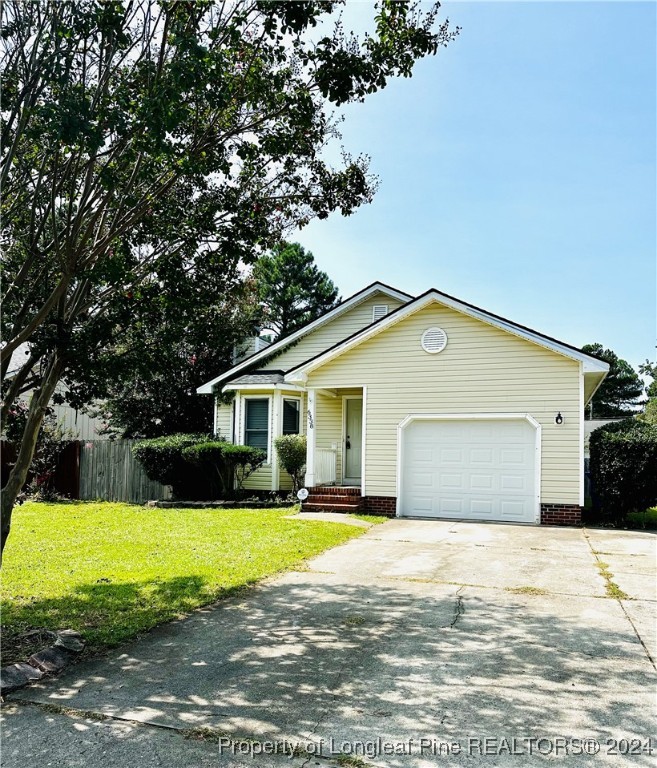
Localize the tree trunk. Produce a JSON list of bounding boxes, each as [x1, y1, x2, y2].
[[0, 356, 62, 564]]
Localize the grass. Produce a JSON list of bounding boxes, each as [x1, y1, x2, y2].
[[627, 507, 657, 528], [348, 513, 389, 525], [0, 501, 365, 664], [336, 755, 372, 768], [584, 505, 657, 530], [505, 586, 549, 596], [595, 560, 630, 601]]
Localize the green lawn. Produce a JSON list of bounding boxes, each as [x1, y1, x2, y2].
[[1, 501, 365, 664], [349, 513, 389, 525]]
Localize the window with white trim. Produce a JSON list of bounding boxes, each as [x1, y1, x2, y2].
[[282, 398, 301, 435], [244, 398, 269, 452], [372, 304, 388, 322]]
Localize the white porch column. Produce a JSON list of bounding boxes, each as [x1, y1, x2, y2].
[[271, 389, 281, 491], [305, 388, 316, 488]]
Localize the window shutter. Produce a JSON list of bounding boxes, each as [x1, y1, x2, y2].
[[246, 400, 268, 430], [245, 399, 269, 452]]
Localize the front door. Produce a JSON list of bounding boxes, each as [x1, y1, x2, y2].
[[344, 398, 363, 485]]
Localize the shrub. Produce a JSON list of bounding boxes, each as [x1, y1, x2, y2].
[[221, 444, 267, 490], [274, 435, 307, 492], [589, 419, 657, 522], [182, 441, 266, 494], [181, 441, 227, 495], [133, 434, 210, 499]]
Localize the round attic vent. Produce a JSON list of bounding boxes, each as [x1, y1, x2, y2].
[[421, 327, 448, 354]]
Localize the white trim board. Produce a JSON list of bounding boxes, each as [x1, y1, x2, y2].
[[222, 383, 306, 393]]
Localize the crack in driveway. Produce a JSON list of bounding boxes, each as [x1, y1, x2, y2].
[[450, 588, 465, 628], [582, 530, 656, 671]]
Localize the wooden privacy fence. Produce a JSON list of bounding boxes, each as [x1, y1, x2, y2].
[[79, 440, 171, 504]]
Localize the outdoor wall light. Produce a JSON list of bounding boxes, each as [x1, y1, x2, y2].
[[555, 412, 563, 425]]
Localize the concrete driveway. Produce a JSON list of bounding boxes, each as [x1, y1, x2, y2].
[[3, 519, 656, 767]]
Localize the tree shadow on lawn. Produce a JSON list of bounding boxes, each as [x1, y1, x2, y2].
[[0, 575, 253, 665], [6, 575, 656, 765]]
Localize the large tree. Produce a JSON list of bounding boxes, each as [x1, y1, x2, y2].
[[0, 1, 457, 557], [581, 343, 644, 418], [83, 264, 261, 438], [253, 241, 340, 339]]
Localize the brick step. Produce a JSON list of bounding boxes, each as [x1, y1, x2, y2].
[[302, 502, 362, 513], [305, 494, 361, 505], [308, 486, 361, 496]]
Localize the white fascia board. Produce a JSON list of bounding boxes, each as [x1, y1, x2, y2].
[[285, 291, 611, 381], [196, 282, 412, 394], [582, 359, 610, 374], [222, 383, 306, 393]]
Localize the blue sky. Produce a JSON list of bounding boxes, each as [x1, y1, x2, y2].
[[295, 1, 656, 372]]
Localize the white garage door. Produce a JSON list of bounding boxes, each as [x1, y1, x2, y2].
[[400, 418, 537, 523]]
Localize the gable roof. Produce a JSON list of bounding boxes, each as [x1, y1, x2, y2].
[[197, 281, 412, 394], [283, 288, 610, 384]]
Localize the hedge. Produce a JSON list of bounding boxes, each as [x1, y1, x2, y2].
[[589, 419, 657, 521], [132, 434, 211, 499]]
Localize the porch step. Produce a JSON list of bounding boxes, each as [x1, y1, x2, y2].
[[308, 486, 361, 497], [302, 502, 362, 513], [304, 494, 361, 506], [303, 485, 363, 514]]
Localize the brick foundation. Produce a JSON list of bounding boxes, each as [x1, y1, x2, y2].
[[361, 496, 397, 517], [540, 504, 582, 527]]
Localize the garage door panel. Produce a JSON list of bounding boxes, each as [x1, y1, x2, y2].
[[469, 448, 494, 465], [401, 419, 537, 523], [408, 496, 433, 513], [435, 448, 461, 464], [441, 473, 464, 490], [470, 474, 493, 490], [413, 472, 434, 487], [500, 474, 530, 492], [500, 449, 526, 465], [438, 497, 464, 515], [410, 447, 433, 463], [470, 499, 494, 515], [500, 500, 530, 519]]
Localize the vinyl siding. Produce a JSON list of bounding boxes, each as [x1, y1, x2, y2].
[[306, 302, 581, 504], [22, 382, 108, 440], [262, 293, 405, 372], [214, 399, 233, 440]]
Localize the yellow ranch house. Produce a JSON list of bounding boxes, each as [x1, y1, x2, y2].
[[198, 283, 608, 526]]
